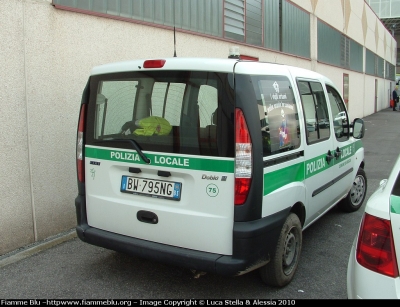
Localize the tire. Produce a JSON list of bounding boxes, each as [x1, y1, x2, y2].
[[338, 167, 367, 213], [259, 213, 302, 287]]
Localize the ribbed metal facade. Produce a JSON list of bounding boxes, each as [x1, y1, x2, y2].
[[350, 40, 363, 73], [365, 49, 376, 75], [246, 0, 263, 46], [263, 0, 280, 51], [281, 0, 310, 58], [318, 20, 341, 67]]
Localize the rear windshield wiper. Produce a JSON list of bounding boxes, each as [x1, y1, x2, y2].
[[94, 139, 151, 164]]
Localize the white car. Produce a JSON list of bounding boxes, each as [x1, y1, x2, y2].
[[335, 111, 347, 122], [347, 155, 400, 299]]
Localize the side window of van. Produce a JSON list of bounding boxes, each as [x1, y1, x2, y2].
[[251, 75, 300, 157], [298, 80, 331, 144], [326, 85, 349, 142]]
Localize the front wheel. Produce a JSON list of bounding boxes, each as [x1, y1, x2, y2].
[[338, 168, 367, 213], [259, 213, 302, 287]]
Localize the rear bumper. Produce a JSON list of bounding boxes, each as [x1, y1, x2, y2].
[[75, 195, 287, 276]]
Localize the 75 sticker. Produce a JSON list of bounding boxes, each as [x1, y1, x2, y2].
[[206, 184, 219, 197]]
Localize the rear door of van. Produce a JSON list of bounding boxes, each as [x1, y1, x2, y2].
[[83, 62, 236, 255]]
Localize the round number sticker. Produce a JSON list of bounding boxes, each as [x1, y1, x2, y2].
[[206, 184, 219, 197]]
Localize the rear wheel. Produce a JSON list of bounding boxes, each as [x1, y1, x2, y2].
[[259, 213, 302, 287], [338, 168, 367, 212]]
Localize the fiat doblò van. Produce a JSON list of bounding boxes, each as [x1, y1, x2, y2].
[[75, 57, 366, 287]]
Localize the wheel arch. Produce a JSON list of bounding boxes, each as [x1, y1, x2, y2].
[[291, 201, 306, 227]]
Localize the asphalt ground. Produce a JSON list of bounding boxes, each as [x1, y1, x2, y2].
[[0, 106, 399, 299]]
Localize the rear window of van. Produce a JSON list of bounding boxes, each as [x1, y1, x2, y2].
[[85, 71, 235, 157]]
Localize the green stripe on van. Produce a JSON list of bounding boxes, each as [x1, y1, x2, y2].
[[354, 140, 363, 153], [264, 162, 305, 196], [390, 195, 400, 214], [263, 140, 364, 196], [305, 152, 331, 178], [87, 139, 363, 195], [85, 146, 234, 173]]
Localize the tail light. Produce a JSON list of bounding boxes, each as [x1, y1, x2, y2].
[[77, 104, 87, 183], [356, 213, 399, 277], [234, 108, 252, 205], [143, 59, 166, 68]]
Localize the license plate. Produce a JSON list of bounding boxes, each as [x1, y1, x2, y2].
[[120, 176, 182, 201]]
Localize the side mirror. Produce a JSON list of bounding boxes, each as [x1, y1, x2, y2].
[[351, 118, 365, 139]]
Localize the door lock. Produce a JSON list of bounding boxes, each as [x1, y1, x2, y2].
[[326, 150, 334, 164], [334, 147, 341, 159]]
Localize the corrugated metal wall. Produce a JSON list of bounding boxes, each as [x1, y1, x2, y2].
[[282, 0, 310, 58], [246, 0, 262, 46], [264, 0, 279, 51], [318, 20, 341, 67], [365, 49, 376, 75], [350, 40, 363, 73]]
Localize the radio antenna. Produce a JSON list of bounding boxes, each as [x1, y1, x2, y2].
[[173, 0, 177, 57], [174, 26, 177, 57]]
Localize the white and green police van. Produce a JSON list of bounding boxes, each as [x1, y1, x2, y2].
[[75, 57, 366, 287]]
